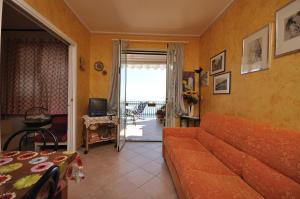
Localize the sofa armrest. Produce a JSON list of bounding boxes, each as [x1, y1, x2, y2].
[[163, 127, 200, 140]]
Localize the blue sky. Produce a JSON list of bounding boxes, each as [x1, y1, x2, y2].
[[126, 67, 166, 101]]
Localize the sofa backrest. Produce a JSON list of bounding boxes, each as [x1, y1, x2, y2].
[[199, 112, 300, 198], [196, 129, 246, 176]]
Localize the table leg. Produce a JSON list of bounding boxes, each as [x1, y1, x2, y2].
[[84, 128, 89, 154]]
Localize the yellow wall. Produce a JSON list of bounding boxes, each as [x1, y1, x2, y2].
[[24, 0, 91, 147], [199, 0, 300, 130], [89, 33, 200, 103]]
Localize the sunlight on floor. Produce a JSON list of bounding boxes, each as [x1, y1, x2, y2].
[[126, 118, 164, 141]]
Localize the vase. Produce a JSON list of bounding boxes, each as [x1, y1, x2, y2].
[[188, 104, 194, 117]]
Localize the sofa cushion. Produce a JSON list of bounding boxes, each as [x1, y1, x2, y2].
[[200, 112, 252, 150], [210, 139, 247, 176], [201, 112, 300, 184], [164, 136, 208, 161], [242, 126, 300, 184], [243, 156, 300, 199], [181, 170, 263, 199], [163, 127, 199, 139], [196, 129, 217, 151], [172, 149, 234, 180], [197, 128, 247, 176]]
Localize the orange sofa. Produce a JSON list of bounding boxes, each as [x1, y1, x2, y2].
[[163, 112, 300, 199]]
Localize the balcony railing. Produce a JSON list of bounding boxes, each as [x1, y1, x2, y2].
[[126, 101, 165, 118]]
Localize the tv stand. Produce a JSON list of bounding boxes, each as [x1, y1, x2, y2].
[[82, 115, 118, 154]]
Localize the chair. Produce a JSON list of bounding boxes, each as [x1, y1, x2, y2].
[[35, 115, 68, 150], [3, 128, 58, 151], [126, 102, 147, 125], [23, 165, 60, 199], [23, 107, 52, 128]]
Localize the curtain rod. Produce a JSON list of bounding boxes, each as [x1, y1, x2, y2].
[[111, 39, 189, 44]]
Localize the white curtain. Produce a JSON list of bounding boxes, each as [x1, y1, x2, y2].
[[107, 40, 121, 115], [165, 43, 186, 127]]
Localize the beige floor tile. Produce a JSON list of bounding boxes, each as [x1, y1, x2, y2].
[[141, 150, 162, 161], [129, 146, 149, 154], [124, 188, 152, 199], [111, 161, 138, 176], [118, 150, 139, 161], [101, 177, 139, 199], [153, 155, 165, 164], [142, 161, 164, 176], [69, 142, 177, 199], [128, 154, 151, 167], [140, 176, 177, 199], [125, 168, 154, 187]]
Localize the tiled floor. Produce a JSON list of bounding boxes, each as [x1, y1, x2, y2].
[[68, 142, 178, 199], [126, 118, 164, 141]]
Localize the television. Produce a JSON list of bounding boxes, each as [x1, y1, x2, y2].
[[88, 98, 107, 117]]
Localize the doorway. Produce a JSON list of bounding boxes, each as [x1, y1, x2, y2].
[[0, 0, 77, 151], [122, 50, 167, 142]]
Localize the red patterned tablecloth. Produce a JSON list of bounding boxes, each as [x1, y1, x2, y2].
[[0, 151, 84, 199]]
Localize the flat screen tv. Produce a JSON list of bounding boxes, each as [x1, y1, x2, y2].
[[88, 98, 107, 117]]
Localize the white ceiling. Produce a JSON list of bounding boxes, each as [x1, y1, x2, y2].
[[64, 0, 234, 36]]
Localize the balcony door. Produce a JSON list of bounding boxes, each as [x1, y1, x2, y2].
[[117, 41, 127, 152]]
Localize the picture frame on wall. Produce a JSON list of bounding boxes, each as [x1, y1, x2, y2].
[[182, 71, 195, 92], [275, 0, 300, 57], [241, 24, 271, 74], [210, 50, 226, 75], [213, 72, 231, 94], [200, 71, 209, 86]]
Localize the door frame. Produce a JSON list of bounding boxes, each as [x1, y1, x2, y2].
[[0, 0, 3, 150], [1, 0, 78, 151]]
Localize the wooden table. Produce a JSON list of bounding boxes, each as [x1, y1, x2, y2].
[[180, 116, 200, 127], [0, 151, 82, 199], [82, 115, 118, 154]]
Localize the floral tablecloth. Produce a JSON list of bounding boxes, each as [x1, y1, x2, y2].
[[82, 115, 118, 129], [0, 151, 84, 199]]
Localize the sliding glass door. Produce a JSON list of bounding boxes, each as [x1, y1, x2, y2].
[[117, 41, 127, 151]]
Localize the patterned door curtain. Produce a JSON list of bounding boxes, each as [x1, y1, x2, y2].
[[1, 37, 69, 115]]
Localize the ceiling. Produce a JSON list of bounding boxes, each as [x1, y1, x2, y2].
[[64, 0, 234, 36]]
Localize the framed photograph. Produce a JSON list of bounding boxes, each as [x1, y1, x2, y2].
[[182, 72, 195, 92], [213, 72, 231, 94], [275, 0, 300, 56], [200, 71, 209, 86], [210, 50, 226, 75], [241, 25, 271, 74]]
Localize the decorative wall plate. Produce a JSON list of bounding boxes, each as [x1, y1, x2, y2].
[[94, 61, 104, 71]]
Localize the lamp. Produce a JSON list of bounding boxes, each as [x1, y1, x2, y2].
[[194, 67, 203, 122]]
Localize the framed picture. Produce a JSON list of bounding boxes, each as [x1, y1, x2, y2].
[[182, 72, 195, 92], [200, 71, 209, 86], [241, 25, 271, 74], [210, 50, 226, 75], [275, 0, 300, 57], [213, 72, 231, 94]]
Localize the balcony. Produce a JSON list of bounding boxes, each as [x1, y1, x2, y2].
[[125, 100, 165, 141]]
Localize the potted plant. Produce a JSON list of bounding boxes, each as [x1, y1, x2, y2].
[[183, 91, 198, 116], [156, 105, 166, 121]]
